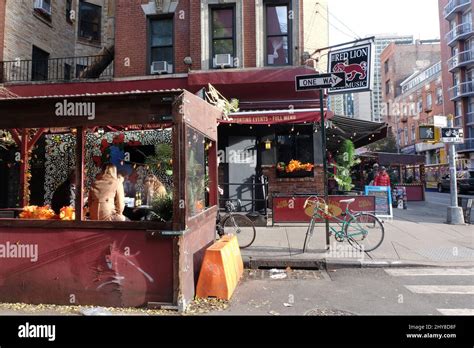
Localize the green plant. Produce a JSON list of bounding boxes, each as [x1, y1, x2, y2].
[[150, 194, 173, 222], [145, 143, 173, 176], [331, 140, 361, 191], [0, 130, 14, 150]]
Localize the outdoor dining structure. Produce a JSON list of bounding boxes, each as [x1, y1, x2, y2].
[[0, 89, 222, 310]]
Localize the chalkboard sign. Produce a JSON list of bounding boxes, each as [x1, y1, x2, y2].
[[365, 186, 393, 218]]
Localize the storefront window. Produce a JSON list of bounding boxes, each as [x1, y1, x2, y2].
[[276, 127, 314, 177]]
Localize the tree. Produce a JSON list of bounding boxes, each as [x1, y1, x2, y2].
[[366, 129, 398, 153], [332, 140, 361, 191]]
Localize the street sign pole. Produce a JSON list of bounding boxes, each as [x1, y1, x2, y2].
[[446, 115, 464, 224], [319, 89, 330, 249]]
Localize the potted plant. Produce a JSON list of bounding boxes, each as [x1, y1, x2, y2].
[[149, 194, 173, 222], [331, 140, 360, 194]]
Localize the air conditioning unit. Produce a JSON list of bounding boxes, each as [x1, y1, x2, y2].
[[213, 54, 233, 68], [151, 61, 173, 74], [34, 0, 52, 15]]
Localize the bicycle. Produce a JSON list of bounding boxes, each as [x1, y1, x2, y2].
[[216, 200, 257, 249], [303, 196, 384, 253]]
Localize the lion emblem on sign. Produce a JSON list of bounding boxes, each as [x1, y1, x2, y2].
[[333, 61, 367, 81]]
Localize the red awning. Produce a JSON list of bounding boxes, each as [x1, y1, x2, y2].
[[219, 109, 333, 125]]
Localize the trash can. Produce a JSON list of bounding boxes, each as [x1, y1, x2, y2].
[[457, 197, 473, 224]]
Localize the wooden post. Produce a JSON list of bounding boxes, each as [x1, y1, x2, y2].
[[75, 127, 85, 221], [19, 128, 29, 207]]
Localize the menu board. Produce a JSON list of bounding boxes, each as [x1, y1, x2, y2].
[[365, 186, 393, 218]]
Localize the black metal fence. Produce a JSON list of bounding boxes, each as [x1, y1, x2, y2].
[[0, 55, 114, 83], [219, 175, 269, 217]]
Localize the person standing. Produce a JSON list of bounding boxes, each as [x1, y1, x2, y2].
[[88, 164, 126, 221], [367, 163, 379, 186], [374, 166, 391, 187]]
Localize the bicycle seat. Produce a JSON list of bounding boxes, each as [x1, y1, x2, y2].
[[339, 198, 356, 204]]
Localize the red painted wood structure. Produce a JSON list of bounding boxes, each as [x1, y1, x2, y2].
[[0, 89, 222, 310]]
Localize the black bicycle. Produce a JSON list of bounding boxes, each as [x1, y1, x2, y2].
[[216, 200, 256, 249]]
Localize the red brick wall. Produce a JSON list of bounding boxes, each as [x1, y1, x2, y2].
[[115, 0, 149, 77], [243, 0, 256, 68], [262, 165, 324, 208], [115, 0, 198, 77], [0, 0, 5, 61]]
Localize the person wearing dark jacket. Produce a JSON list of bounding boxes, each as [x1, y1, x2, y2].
[[51, 171, 76, 214]]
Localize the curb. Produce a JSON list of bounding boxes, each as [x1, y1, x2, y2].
[[243, 256, 472, 270]]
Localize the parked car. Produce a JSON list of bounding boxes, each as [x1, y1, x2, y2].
[[437, 171, 474, 194]]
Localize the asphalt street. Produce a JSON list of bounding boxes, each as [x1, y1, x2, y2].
[[426, 190, 473, 207], [216, 268, 474, 316]]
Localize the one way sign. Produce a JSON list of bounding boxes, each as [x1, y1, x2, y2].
[[295, 73, 346, 91]]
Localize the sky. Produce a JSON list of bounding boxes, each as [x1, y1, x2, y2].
[[327, 0, 441, 45]]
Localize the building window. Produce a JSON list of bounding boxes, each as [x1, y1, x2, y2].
[[384, 60, 389, 74], [75, 64, 87, 78], [210, 6, 235, 68], [385, 80, 391, 95], [404, 126, 408, 146], [411, 125, 416, 144], [426, 93, 432, 110], [31, 46, 49, 81], [66, 0, 73, 23], [266, 2, 291, 66], [149, 18, 174, 71], [79, 1, 102, 42], [276, 127, 313, 168], [34, 0, 51, 18], [436, 87, 443, 105], [417, 97, 423, 113]]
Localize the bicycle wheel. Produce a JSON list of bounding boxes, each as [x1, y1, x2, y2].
[[222, 214, 256, 249], [303, 217, 316, 253], [344, 213, 384, 252]]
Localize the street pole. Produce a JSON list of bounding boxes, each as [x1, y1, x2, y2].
[[446, 114, 464, 224], [320, 89, 330, 249]]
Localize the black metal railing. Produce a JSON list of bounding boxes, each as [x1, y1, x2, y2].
[[219, 175, 269, 217], [0, 55, 114, 83]]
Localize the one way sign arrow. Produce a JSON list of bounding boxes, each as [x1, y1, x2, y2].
[[295, 73, 346, 91]]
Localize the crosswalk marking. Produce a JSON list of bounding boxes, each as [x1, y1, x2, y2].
[[385, 268, 474, 277], [437, 309, 474, 316], [405, 285, 474, 294]]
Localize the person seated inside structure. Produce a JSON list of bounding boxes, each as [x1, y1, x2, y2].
[[51, 171, 76, 215], [88, 164, 126, 221], [143, 174, 167, 205]]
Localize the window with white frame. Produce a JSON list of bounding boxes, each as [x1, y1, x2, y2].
[[426, 93, 432, 110], [210, 6, 235, 68], [436, 87, 443, 104]]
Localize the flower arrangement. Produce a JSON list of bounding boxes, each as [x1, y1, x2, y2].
[[19, 206, 56, 220], [59, 206, 75, 221], [277, 160, 314, 173]]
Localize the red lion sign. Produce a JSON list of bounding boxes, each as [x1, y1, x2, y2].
[[333, 61, 367, 82]]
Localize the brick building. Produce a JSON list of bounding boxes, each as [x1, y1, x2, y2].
[[393, 61, 446, 164], [380, 40, 441, 137], [438, 0, 474, 169], [0, 0, 114, 81], [0, 0, 388, 214]]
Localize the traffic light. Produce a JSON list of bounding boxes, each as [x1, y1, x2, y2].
[[418, 125, 441, 143]]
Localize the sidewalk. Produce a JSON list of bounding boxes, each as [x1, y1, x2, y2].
[[241, 201, 474, 269]]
